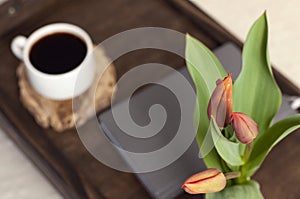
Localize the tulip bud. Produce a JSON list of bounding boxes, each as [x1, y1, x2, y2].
[[231, 112, 259, 144], [207, 73, 233, 128], [182, 168, 226, 194]]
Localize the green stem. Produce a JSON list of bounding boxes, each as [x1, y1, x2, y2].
[[234, 142, 254, 184], [243, 142, 254, 162], [225, 172, 241, 180], [224, 125, 234, 139], [235, 175, 249, 184]]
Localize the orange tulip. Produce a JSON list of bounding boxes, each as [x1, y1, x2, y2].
[[231, 112, 259, 144], [207, 73, 233, 128], [182, 168, 226, 194]]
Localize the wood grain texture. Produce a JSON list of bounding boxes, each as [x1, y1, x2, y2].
[[0, 0, 299, 199], [0, 0, 59, 37]]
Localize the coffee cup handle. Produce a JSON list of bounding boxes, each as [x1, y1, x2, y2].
[[11, 36, 27, 60]]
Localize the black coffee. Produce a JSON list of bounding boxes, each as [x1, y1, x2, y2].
[[29, 33, 87, 74]]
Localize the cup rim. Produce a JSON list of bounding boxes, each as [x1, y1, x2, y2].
[[23, 23, 93, 78]]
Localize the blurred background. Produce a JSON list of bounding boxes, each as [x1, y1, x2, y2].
[[0, 0, 299, 199]]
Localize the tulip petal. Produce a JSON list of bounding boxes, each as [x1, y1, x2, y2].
[[216, 89, 228, 128], [182, 168, 226, 194], [183, 168, 220, 183], [209, 84, 226, 127], [232, 112, 259, 144], [207, 74, 233, 128]]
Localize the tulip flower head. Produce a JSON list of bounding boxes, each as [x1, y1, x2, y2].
[[231, 112, 259, 144], [207, 73, 233, 128], [182, 168, 226, 194]]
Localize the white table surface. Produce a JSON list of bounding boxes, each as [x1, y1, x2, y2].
[[0, 128, 62, 199], [190, 0, 300, 90]]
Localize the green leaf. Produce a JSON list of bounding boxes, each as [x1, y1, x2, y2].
[[233, 12, 282, 137], [244, 114, 300, 176], [206, 180, 264, 199], [186, 34, 227, 170], [210, 118, 244, 166]]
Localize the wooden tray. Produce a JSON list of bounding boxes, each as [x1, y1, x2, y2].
[[0, 0, 299, 199]]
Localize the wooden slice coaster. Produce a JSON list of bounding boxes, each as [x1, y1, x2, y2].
[[17, 46, 116, 132]]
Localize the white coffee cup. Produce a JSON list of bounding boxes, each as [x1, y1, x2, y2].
[[11, 23, 95, 100]]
